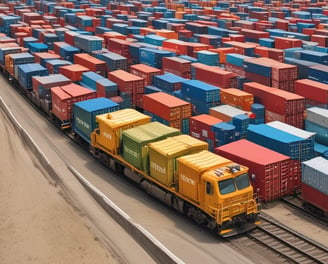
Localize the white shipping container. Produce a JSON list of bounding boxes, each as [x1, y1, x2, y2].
[[306, 107, 328, 128], [302, 157, 328, 195]]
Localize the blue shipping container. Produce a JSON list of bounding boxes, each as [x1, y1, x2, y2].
[[73, 97, 119, 143]]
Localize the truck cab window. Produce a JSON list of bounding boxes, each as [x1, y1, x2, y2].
[[236, 173, 250, 190], [218, 179, 236, 195], [206, 182, 212, 195]]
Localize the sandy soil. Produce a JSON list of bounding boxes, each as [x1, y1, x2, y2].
[[0, 110, 118, 263]]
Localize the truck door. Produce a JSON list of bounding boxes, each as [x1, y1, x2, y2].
[[204, 181, 217, 218]]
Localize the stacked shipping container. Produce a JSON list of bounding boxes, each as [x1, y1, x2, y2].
[[0, 0, 327, 209], [243, 82, 306, 129]]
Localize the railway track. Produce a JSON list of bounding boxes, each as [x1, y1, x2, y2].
[[247, 213, 328, 263], [281, 196, 328, 225]]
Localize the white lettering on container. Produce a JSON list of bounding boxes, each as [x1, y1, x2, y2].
[[191, 131, 200, 138], [124, 145, 138, 158], [151, 162, 166, 174], [180, 174, 196, 186], [75, 117, 90, 129], [103, 131, 111, 139]]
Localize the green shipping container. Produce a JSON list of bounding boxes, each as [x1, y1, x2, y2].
[[149, 135, 208, 186], [122, 122, 180, 173]]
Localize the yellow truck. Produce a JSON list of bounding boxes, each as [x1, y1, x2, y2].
[[90, 109, 260, 237]]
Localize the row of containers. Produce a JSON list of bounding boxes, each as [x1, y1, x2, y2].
[[0, 0, 326, 205]]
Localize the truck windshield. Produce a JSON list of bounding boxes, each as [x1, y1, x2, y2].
[[236, 173, 250, 190], [218, 179, 236, 195]]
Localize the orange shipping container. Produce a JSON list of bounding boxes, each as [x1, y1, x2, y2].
[[220, 88, 254, 111], [162, 39, 188, 55], [208, 47, 241, 63], [143, 92, 192, 121], [156, 29, 178, 39]]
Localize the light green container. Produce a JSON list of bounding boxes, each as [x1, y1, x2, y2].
[[122, 122, 180, 173], [148, 135, 208, 186]]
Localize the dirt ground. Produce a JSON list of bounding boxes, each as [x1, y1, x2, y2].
[[0, 110, 119, 263]]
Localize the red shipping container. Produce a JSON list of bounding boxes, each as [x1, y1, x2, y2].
[[195, 20, 218, 27], [246, 57, 298, 82], [275, 37, 303, 49], [255, 46, 269, 57], [22, 12, 42, 24], [294, 79, 328, 104], [107, 38, 132, 57], [167, 23, 185, 31], [229, 34, 245, 42], [108, 70, 144, 94], [162, 57, 191, 78], [268, 48, 284, 62], [303, 28, 316, 36], [61, 83, 96, 103], [64, 31, 80, 46], [240, 28, 270, 40], [189, 114, 222, 142], [186, 42, 209, 57], [59, 64, 89, 82], [243, 82, 306, 115], [302, 183, 328, 214], [271, 80, 295, 92], [265, 110, 304, 129], [245, 71, 271, 86], [73, 53, 107, 76], [129, 64, 162, 86], [177, 29, 193, 38], [53, 41, 65, 55], [102, 31, 126, 43], [34, 52, 61, 64], [51, 83, 96, 121], [289, 159, 301, 194], [51, 86, 72, 122], [314, 29, 328, 37], [162, 40, 188, 55], [225, 63, 246, 77], [106, 18, 127, 29], [311, 35, 328, 47], [143, 92, 192, 121], [250, 11, 269, 21], [255, 22, 274, 31], [192, 63, 238, 88], [215, 139, 291, 202], [235, 21, 255, 30], [275, 20, 289, 30]]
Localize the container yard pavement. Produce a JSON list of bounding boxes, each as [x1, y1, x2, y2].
[[0, 108, 118, 263], [0, 94, 177, 264]]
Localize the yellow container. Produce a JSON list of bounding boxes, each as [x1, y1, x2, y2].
[[148, 135, 207, 186], [94, 109, 151, 155], [171, 134, 208, 152], [177, 151, 231, 202]]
